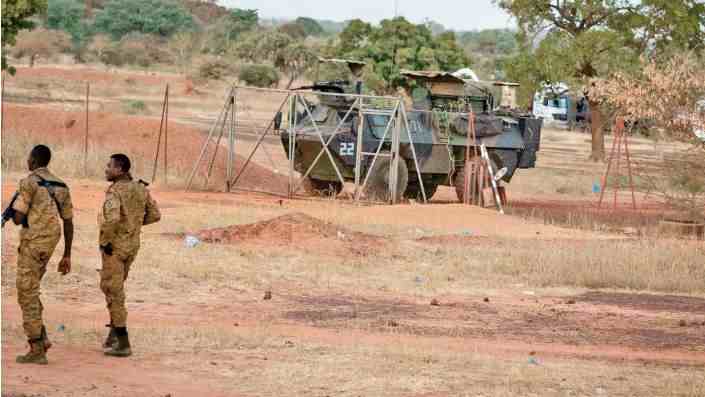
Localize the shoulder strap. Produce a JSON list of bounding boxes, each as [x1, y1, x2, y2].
[[34, 175, 66, 214]]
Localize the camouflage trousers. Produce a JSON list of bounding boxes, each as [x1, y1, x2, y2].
[[100, 250, 136, 328], [17, 240, 58, 340]]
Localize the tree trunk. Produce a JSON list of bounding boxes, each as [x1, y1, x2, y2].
[[588, 98, 605, 162], [29, 54, 36, 68]]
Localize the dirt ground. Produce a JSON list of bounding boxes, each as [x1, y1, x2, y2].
[[2, 66, 705, 397], [2, 181, 704, 397]]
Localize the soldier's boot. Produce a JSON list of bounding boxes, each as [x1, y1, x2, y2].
[[104, 327, 131, 357], [16, 338, 48, 365], [103, 324, 117, 350], [41, 325, 52, 352]]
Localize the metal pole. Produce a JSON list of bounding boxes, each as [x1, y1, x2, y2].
[[357, 102, 399, 200], [353, 100, 366, 199], [230, 93, 291, 188], [613, 120, 624, 210], [623, 120, 637, 210], [227, 88, 236, 192], [597, 116, 620, 209], [164, 84, 169, 185], [482, 144, 504, 214], [84, 82, 90, 177], [1, 75, 4, 146], [288, 94, 297, 198], [291, 97, 359, 195], [186, 86, 234, 190], [296, 96, 347, 187], [204, 102, 230, 188], [399, 103, 427, 203], [389, 102, 401, 204], [151, 85, 168, 183]]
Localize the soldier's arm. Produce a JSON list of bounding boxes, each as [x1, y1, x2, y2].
[[143, 189, 161, 225], [60, 189, 74, 258], [100, 191, 121, 246], [11, 178, 35, 225]]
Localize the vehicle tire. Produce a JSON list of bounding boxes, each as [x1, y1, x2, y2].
[[404, 177, 438, 201], [302, 177, 343, 197], [363, 156, 409, 202]]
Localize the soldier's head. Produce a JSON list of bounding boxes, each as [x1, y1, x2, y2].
[[106, 153, 131, 182], [28, 145, 51, 171]]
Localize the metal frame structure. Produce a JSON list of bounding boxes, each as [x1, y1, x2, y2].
[[187, 86, 428, 204]]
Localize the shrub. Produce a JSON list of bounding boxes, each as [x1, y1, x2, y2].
[[197, 57, 233, 80], [123, 99, 147, 114], [238, 64, 280, 88]]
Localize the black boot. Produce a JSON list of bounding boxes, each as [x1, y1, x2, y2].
[[104, 327, 131, 357], [16, 338, 48, 365], [103, 324, 117, 350], [41, 325, 52, 352]]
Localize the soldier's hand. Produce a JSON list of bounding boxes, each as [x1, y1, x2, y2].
[[58, 256, 71, 275]]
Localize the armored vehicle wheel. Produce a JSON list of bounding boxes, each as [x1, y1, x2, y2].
[[363, 157, 409, 202], [454, 158, 498, 203], [302, 177, 343, 196], [404, 179, 439, 201]]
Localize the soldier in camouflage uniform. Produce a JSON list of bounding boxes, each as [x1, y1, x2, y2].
[[99, 154, 161, 357], [8, 145, 73, 365]]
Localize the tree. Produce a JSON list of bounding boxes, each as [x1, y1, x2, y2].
[[497, 0, 705, 161], [233, 30, 316, 88], [204, 8, 258, 54], [593, 53, 705, 220], [294, 17, 324, 37], [2, 0, 48, 73], [47, 0, 85, 46], [169, 31, 200, 73], [335, 17, 470, 93], [279, 22, 306, 39], [11, 28, 72, 67], [93, 0, 195, 40]]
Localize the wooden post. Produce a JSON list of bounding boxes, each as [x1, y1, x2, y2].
[[151, 85, 169, 183], [84, 82, 90, 177], [164, 84, 169, 185]]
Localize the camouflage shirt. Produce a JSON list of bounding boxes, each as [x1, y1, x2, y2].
[[12, 167, 73, 244], [99, 176, 161, 254]]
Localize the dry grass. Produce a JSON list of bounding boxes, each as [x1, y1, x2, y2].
[[1, 133, 190, 186]]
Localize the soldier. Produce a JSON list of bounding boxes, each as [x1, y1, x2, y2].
[[99, 154, 161, 357], [7, 145, 73, 365]]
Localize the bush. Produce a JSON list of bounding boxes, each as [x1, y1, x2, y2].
[[93, 0, 195, 40], [11, 28, 72, 66], [95, 34, 171, 68], [197, 57, 233, 80], [238, 64, 280, 88], [123, 99, 147, 114]]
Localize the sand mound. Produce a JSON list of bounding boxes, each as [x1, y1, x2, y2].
[[193, 212, 384, 256]]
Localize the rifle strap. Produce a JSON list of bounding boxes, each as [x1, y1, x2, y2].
[[34, 175, 67, 216]]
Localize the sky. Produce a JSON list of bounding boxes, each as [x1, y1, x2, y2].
[[220, 0, 515, 31]]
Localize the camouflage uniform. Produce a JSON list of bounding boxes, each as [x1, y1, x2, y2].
[[12, 168, 73, 340], [99, 176, 160, 328]]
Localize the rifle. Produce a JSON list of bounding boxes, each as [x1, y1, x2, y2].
[[2, 192, 25, 228]]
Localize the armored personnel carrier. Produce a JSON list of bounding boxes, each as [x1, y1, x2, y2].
[[280, 60, 542, 202]]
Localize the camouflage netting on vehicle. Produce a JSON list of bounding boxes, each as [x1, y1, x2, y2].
[[450, 114, 503, 137]]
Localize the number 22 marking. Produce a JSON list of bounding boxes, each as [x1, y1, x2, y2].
[[339, 142, 355, 156]]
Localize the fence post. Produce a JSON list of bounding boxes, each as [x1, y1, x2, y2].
[[84, 82, 90, 177]]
